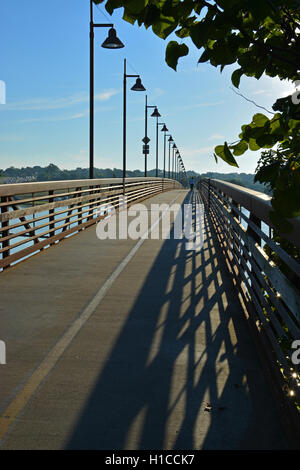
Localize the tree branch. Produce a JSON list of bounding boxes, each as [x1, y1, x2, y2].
[[230, 87, 275, 115]]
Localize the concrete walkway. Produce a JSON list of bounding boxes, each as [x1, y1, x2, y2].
[[0, 189, 287, 449]]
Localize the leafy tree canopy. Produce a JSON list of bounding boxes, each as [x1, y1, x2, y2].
[[94, 0, 300, 233]]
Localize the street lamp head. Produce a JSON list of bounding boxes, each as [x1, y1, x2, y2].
[[161, 124, 168, 132], [131, 77, 146, 91], [151, 107, 161, 118], [168, 136, 173, 142], [101, 27, 125, 49], [172, 143, 177, 149]]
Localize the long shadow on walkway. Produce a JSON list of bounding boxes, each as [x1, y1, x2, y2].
[[66, 192, 285, 450]]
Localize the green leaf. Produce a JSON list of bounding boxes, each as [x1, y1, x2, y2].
[[198, 49, 210, 63], [210, 41, 236, 65], [252, 113, 269, 127], [269, 210, 293, 233], [152, 16, 177, 39], [104, 0, 123, 15], [240, 124, 253, 140], [166, 41, 189, 71], [248, 138, 261, 150], [143, 4, 161, 26], [231, 68, 243, 88], [269, 117, 282, 134], [288, 118, 300, 131], [175, 27, 190, 39], [123, 10, 136, 24], [254, 162, 280, 184], [255, 134, 278, 148], [190, 23, 205, 49], [231, 140, 248, 156], [272, 187, 300, 219], [126, 0, 148, 15], [214, 142, 239, 167], [190, 21, 218, 49]]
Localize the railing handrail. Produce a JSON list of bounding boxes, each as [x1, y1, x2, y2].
[[0, 177, 176, 197], [0, 177, 182, 270], [199, 177, 300, 440], [203, 178, 300, 251]]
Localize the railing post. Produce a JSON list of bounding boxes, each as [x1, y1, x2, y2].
[[248, 213, 262, 246], [49, 190, 55, 245], [247, 213, 262, 291], [208, 178, 211, 210], [0, 197, 10, 269], [231, 199, 241, 263], [78, 187, 83, 231], [88, 185, 94, 221]]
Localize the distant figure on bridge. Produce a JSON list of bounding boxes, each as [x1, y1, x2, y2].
[[189, 177, 194, 191]]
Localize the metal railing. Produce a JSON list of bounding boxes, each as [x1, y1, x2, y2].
[[199, 178, 300, 439], [0, 177, 181, 270]]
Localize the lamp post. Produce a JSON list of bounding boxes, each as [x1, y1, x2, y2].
[[89, 0, 124, 179], [172, 143, 177, 179], [155, 121, 167, 177], [144, 97, 160, 177], [159, 124, 168, 178], [166, 135, 173, 178], [151, 108, 161, 177], [179, 156, 183, 182], [123, 58, 146, 193], [178, 158, 181, 182], [176, 150, 180, 181]]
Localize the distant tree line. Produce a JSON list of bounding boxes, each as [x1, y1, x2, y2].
[[0, 164, 271, 194], [0, 164, 165, 182], [185, 170, 272, 195]]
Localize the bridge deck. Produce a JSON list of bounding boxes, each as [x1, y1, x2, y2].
[[0, 189, 287, 449]]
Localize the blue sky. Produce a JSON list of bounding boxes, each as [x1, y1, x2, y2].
[[0, 0, 296, 174]]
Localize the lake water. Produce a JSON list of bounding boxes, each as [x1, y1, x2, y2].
[[1, 204, 109, 266], [2, 203, 270, 268]]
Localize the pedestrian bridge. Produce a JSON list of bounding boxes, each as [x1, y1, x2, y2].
[[0, 177, 299, 449]]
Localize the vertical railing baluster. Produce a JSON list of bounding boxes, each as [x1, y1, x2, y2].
[[49, 190, 55, 245], [0, 197, 10, 269], [76, 187, 83, 231], [248, 213, 262, 246], [232, 199, 241, 264], [88, 185, 94, 221], [247, 213, 262, 289]]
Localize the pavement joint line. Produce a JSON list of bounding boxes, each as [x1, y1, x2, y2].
[[0, 190, 184, 444]]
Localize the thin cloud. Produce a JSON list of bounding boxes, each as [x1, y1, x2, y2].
[[250, 76, 296, 99], [95, 90, 119, 101], [182, 146, 214, 157], [208, 133, 224, 141], [1, 90, 119, 111], [181, 66, 204, 74], [180, 101, 225, 111], [18, 111, 89, 123], [148, 88, 165, 99], [17, 105, 114, 123]]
